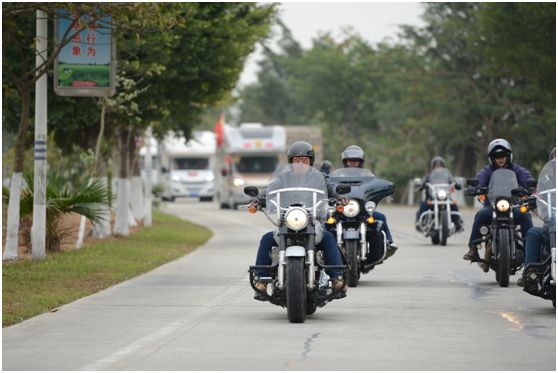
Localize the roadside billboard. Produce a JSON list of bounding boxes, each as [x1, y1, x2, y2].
[[54, 9, 116, 97]]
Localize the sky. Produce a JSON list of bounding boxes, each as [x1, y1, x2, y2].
[[238, 2, 426, 87]]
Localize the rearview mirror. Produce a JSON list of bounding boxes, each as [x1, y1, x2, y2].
[[244, 186, 259, 197], [336, 185, 351, 195]]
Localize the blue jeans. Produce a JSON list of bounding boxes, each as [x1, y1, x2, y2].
[[525, 227, 548, 266], [255, 230, 343, 278], [416, 200, 461, 226], [373, 211, 394, 243], [468, 206, 533, 247]]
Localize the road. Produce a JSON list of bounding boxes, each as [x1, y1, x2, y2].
[[2, 199, 555, 370]]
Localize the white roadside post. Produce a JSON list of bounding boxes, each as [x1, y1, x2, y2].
[[31, 9, 48, 259], [144, 127, 153, 226]]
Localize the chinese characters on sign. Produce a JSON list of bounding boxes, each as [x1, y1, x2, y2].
[[54, 9, 115, 96]]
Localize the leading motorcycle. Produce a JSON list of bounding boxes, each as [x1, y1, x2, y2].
[[466, 169, 534, 287], [245, 164, 350, 323], [327, 167, 395, 287]]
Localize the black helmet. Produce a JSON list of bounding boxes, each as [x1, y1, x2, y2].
[[287, 141, 315, 166], [487, 138, 513, 166], [430, 156, 445, 169], [341, 145, 365, 168]]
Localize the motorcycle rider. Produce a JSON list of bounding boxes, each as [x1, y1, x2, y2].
[[340, 145, 398, 258], [415, 156, 463, 232], [320, 159, 332, 175], [463, 138, 535, 261], [252, 141, 348, 292], [517, 147, 556, 287]]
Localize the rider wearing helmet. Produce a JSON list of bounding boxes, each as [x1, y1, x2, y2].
[[320, 160, 332, 175], [415, 156, 463, 232], [340, 145, 398, 258], [463, 138, 535, 261], [252, 141, 348, 293]]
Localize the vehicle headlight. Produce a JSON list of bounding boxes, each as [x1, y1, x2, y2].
[[285, 207, 308, 231], [365, 201, 376, 213], [233, 177, 245, 187], [496, 199, 510, 212], [343, 199, 360, 217], [171, 174, 181, 182], [436, 190, 448, 200], [206, 174, 215, 182]]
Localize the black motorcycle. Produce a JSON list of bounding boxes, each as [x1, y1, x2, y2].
[[466, 169, 534, 287], [327, 167, 395, 287], [522, 159, 556, 307], [245, 164, 350, 323]]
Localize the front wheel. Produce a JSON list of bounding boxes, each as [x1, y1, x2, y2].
[[346, 240, 360, 287], [286, 257, 306, 323], [440, 213, 449, 246], [496, 229, 511, 287]]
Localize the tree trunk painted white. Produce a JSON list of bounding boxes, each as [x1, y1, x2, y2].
[[130, 176, 144, 222], [114, 178, 130, 236], [144, 128, 153, 227], [128, 206, 137, 227], [75, 216, 87, 249], [91, 177, 111, 239], [144, 178, 152, 227], [3, 173, 23, 260]]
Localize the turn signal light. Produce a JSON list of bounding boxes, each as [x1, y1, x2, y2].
[[520, 205, 528, 213], [367, 217, 375, 224], [248, 206, 257, 214], [336, 205, 344, 213], [327, 217, 336, 225], [479, 195, 486, 203]]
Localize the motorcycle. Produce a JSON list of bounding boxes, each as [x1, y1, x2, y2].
[[522, 158, 556, 306], [466, 169, 535, 287], [244, 164, 350, 323], [327, 167, 395, 287], [416, 168, 464, 246]]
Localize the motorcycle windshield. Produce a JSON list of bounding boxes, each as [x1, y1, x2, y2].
[[329, 168, 395, 203], [329, 167, 374, 177], [536, 159, 556, 221], [487, 169, 519, 201], [265, 164, 328, 224], [429, 168, 452, 185]]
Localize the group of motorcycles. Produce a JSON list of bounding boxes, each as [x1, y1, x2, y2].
[[243, 159, 556, 323]]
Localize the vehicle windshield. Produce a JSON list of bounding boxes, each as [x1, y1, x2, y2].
[[487, 169, 519, 201], [173, 158, 209, 170], [266, 164, 328, 224], [329, 167, 374, 177], [234, 155, 278, 173], [536, 159, 556, 221], [429, 168, 452, 185]]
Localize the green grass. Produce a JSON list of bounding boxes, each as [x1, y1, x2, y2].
[[58, 63, 110, 87], [2, 210, 212, 327]]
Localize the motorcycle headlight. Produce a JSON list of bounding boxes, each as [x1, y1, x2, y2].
[[343, 199, 360, 217], [436, 190, 448, 200], [496, 199, 510, 212], [365, 201, 376, 213], [233, 177, 245, 187], [284, 207, 308, 231]]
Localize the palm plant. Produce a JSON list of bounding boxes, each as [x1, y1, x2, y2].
[[3, 171, 111, 253]]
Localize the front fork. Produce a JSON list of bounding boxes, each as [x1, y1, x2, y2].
[[335, 222, 368, 260]]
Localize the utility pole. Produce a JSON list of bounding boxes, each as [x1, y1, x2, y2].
[[32, 9, 48, 259]]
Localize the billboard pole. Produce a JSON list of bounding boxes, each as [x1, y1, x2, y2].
[[31, 9, 48, 259]]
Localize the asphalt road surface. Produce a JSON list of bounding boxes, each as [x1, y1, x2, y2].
[[2, 199, 555, 370]]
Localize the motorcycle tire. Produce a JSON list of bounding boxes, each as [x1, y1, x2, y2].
[[431, 232, 440, 245], [346, 240, 360, 287], [496, 229, 511, 287], [440, 215, 449, 246], [286, 257, 307, 323]]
